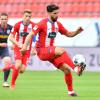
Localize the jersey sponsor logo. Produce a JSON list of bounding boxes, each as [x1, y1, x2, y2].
[[20, 32, 29, 36], [48, 32, 57, 38]]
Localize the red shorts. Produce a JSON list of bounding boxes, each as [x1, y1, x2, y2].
[[36, 46, 55, 61], [14, 47, 30, 66], [36, 46, 74, 69]]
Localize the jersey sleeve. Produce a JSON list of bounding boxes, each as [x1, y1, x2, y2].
[[11, 23, 19, 35], [58, 22, 68, 35], [32, 21, 43, 35]]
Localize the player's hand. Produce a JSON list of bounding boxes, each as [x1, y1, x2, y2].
[[18, 44, 22, 48], [17, 43, 23, 48], [76, 27, 84, 34], [0, 43, 7, 47], [31, 48, 37, 55], [20, 46, 27, 55]]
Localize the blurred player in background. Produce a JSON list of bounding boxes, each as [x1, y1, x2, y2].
[[21, 4, 86, 96], [9, 9, 36, 89], [0, 13, 13, 87]]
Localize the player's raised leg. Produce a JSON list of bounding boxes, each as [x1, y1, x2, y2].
[[52, 47, 86, 96], [54, 47, 86, 76]]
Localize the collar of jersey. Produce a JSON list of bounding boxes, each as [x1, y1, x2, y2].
[[47, 18, 55, 24], [22, 21, 30, 26]]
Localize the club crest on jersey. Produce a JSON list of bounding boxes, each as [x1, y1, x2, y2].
[[33, 25, 38, 30]]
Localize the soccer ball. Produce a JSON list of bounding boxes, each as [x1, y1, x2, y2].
[[73, 54, 86, 66]]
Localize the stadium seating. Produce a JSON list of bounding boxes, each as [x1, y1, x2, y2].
[[0, 0, 100, 18]]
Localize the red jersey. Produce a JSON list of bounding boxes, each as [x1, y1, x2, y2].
[[11, 21, 35, 50], [32, 18, 68, 48]]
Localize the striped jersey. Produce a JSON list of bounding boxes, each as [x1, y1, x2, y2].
[[32, 18, 68, 48], [11, 21, 35, 50]]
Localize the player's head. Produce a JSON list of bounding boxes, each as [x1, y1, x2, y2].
[[47, 4, 59, 22], [0, 13, 8, 26], [23, 9, 32, 25]]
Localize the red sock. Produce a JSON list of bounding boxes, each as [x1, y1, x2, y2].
[[2, 64, 15, 72], [64, 72, 73, 91], [11, 67, 19, 86]]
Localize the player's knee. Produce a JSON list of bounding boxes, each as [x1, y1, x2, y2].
[[15, 62, 22, 69], [64, 68, 71, 75], [59, 64, 71, 75], [19, 66, 26, 73], [2, 57, 11, 65], [19, 70, 24, 73], [55, 47, 65, 56], [19, 68, 25, 73]]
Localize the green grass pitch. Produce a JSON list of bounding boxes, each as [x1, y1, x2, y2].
[[0, 71, 100, 100]]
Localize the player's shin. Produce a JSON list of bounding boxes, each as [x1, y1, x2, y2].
[[4, 70, 10, 82], [2, 64, 15, 72], [11, 66, 19, 88], [64, 72, 73, 92]]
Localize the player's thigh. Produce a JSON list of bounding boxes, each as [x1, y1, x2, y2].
[[50, 50, 74, 69], [22, 50, 30, 66], [15, 60, 22, 69], [14, 48, 22, 69], [2, 56, 11, 65], [14, 47, 22, 60], [55, 47, 65, 56]]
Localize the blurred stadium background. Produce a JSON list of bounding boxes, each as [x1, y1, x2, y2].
[[0, 0, 100, 100]]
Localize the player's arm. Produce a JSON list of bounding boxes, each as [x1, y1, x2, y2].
[[21, 31, 35, 52], [66, 27, 83, 37], [8, 23, 21, 47], [58, 22, 83, 37], [8, 33, 19, 46], [21, 23, 41, 52], [31, 47, 37, 55]]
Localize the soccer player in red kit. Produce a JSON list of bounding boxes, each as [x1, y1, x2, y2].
[[9, 9, 35, 89], [21, 4, 86, 96]]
